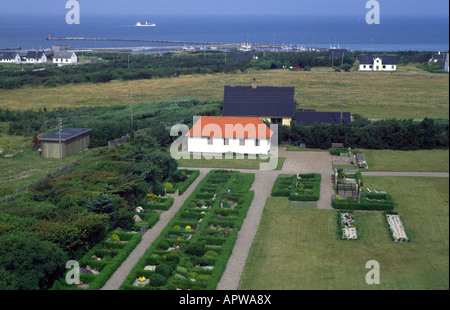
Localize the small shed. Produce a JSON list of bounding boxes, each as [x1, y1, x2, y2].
[[39, 128, 91, 159]]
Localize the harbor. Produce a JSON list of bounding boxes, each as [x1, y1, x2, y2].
[[46, 36, 328, 53]]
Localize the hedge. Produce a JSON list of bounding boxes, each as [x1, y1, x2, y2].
[[332, 193, 395, 211], [51, 230, 142, 290], [176, 170, 200, 195], [141, 197, 174, 211]]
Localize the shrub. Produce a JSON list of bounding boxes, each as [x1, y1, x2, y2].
[[155, 263, 173, 278], [176, 266, 188, 276], [185, 241, 206, 257], [150, 273, 167, 287]]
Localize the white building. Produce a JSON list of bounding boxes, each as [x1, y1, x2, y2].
[[186, 116, 273, 155], [358, 54, 397, 71], [53, 51, 78, 65], [0, 52, 21, 64], [25, 51, 48, 64]]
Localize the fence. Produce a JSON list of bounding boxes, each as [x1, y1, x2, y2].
[[0, 151, 94, 203]]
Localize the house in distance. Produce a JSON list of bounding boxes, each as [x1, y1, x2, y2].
[[39, 128, 91, 159], [358, 54, 397, 71], [222, 79, 295, 127]]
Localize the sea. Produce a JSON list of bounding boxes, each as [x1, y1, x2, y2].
[[0, 13, 448, 52]]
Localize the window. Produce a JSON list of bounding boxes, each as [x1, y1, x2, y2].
[[240, 139, 245, 146], [224, 138, 229, 145], [207, 137, 213, 145], [363, 65, 366, 68], [255, 139, 260, 146], [383, 65, 386, 69], [392, 65, 395, 69]]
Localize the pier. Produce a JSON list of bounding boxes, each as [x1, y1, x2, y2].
[[46, 36, 327, 53]]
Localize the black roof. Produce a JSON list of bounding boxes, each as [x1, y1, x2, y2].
[[296, 111, 351, 126], [0, 52, 19, 60], [223, 85, 295, 118], [26, 51, 46, 59], [359, 54, 397, 65], [40, 128, 91, 142]]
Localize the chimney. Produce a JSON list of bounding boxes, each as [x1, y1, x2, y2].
[[252, 78, 257, 89]]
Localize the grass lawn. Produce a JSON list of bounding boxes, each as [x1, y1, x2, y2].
[[0, 135, 93, 197], [177, 154, 285, 170], [360, 149, 449, 172], [239, 177, 449, 290], [1, 70, 448, 119]]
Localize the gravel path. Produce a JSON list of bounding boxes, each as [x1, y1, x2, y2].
[[101, 169, 208, 290]]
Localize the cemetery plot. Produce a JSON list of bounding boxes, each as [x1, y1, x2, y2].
[[121, 170, 255, 290], [52, 231, 142, 290], [272, 173, 321, 201], [384, 211, 409, 242], [338, 211, 358, 240]]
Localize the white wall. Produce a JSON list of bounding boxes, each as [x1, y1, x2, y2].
[[187, 137, 271, 155]]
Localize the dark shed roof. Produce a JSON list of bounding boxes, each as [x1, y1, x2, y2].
[[359, 54, 397, 65], [296, 111, 351, 126], [40, 128, 91, 142], [223, 85, 295, 118]]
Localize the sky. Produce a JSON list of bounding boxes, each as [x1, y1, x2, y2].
[[1, 0, 449, 16]]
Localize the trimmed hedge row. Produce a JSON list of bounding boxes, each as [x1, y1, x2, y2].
[[51, 230, 142, 290], [272, 173, 321, 201], [176, 170, 201, 195], [120, 170, 255, 290], [141, 197, 174, 211], [332, 193, 395, 211]]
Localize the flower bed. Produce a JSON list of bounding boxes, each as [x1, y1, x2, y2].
[[384, 211, 409, 242], [121, 170, 255, 290], [338, 211, 358, 240]]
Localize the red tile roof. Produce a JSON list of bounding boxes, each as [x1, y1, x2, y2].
[[186, 116, 273, 139]]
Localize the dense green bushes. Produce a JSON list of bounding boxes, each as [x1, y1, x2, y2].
[[282, 115, 449, 151], [0, 129, 184, 289]]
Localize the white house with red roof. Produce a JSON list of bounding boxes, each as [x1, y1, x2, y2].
[[186, 116, 273, 155]]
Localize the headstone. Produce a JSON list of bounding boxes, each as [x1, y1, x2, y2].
[[133, 215, 143, 222]]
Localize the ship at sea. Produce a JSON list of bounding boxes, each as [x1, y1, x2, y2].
[[135, 21, 156, 27]]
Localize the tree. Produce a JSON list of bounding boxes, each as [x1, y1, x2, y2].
[[0, 232, 68, 290]]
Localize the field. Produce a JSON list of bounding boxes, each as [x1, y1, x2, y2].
[[0, 133, 93, 197], [239, 177, 449, 290], [362, 149, 450, 172], [0, 69, 448, 119]]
